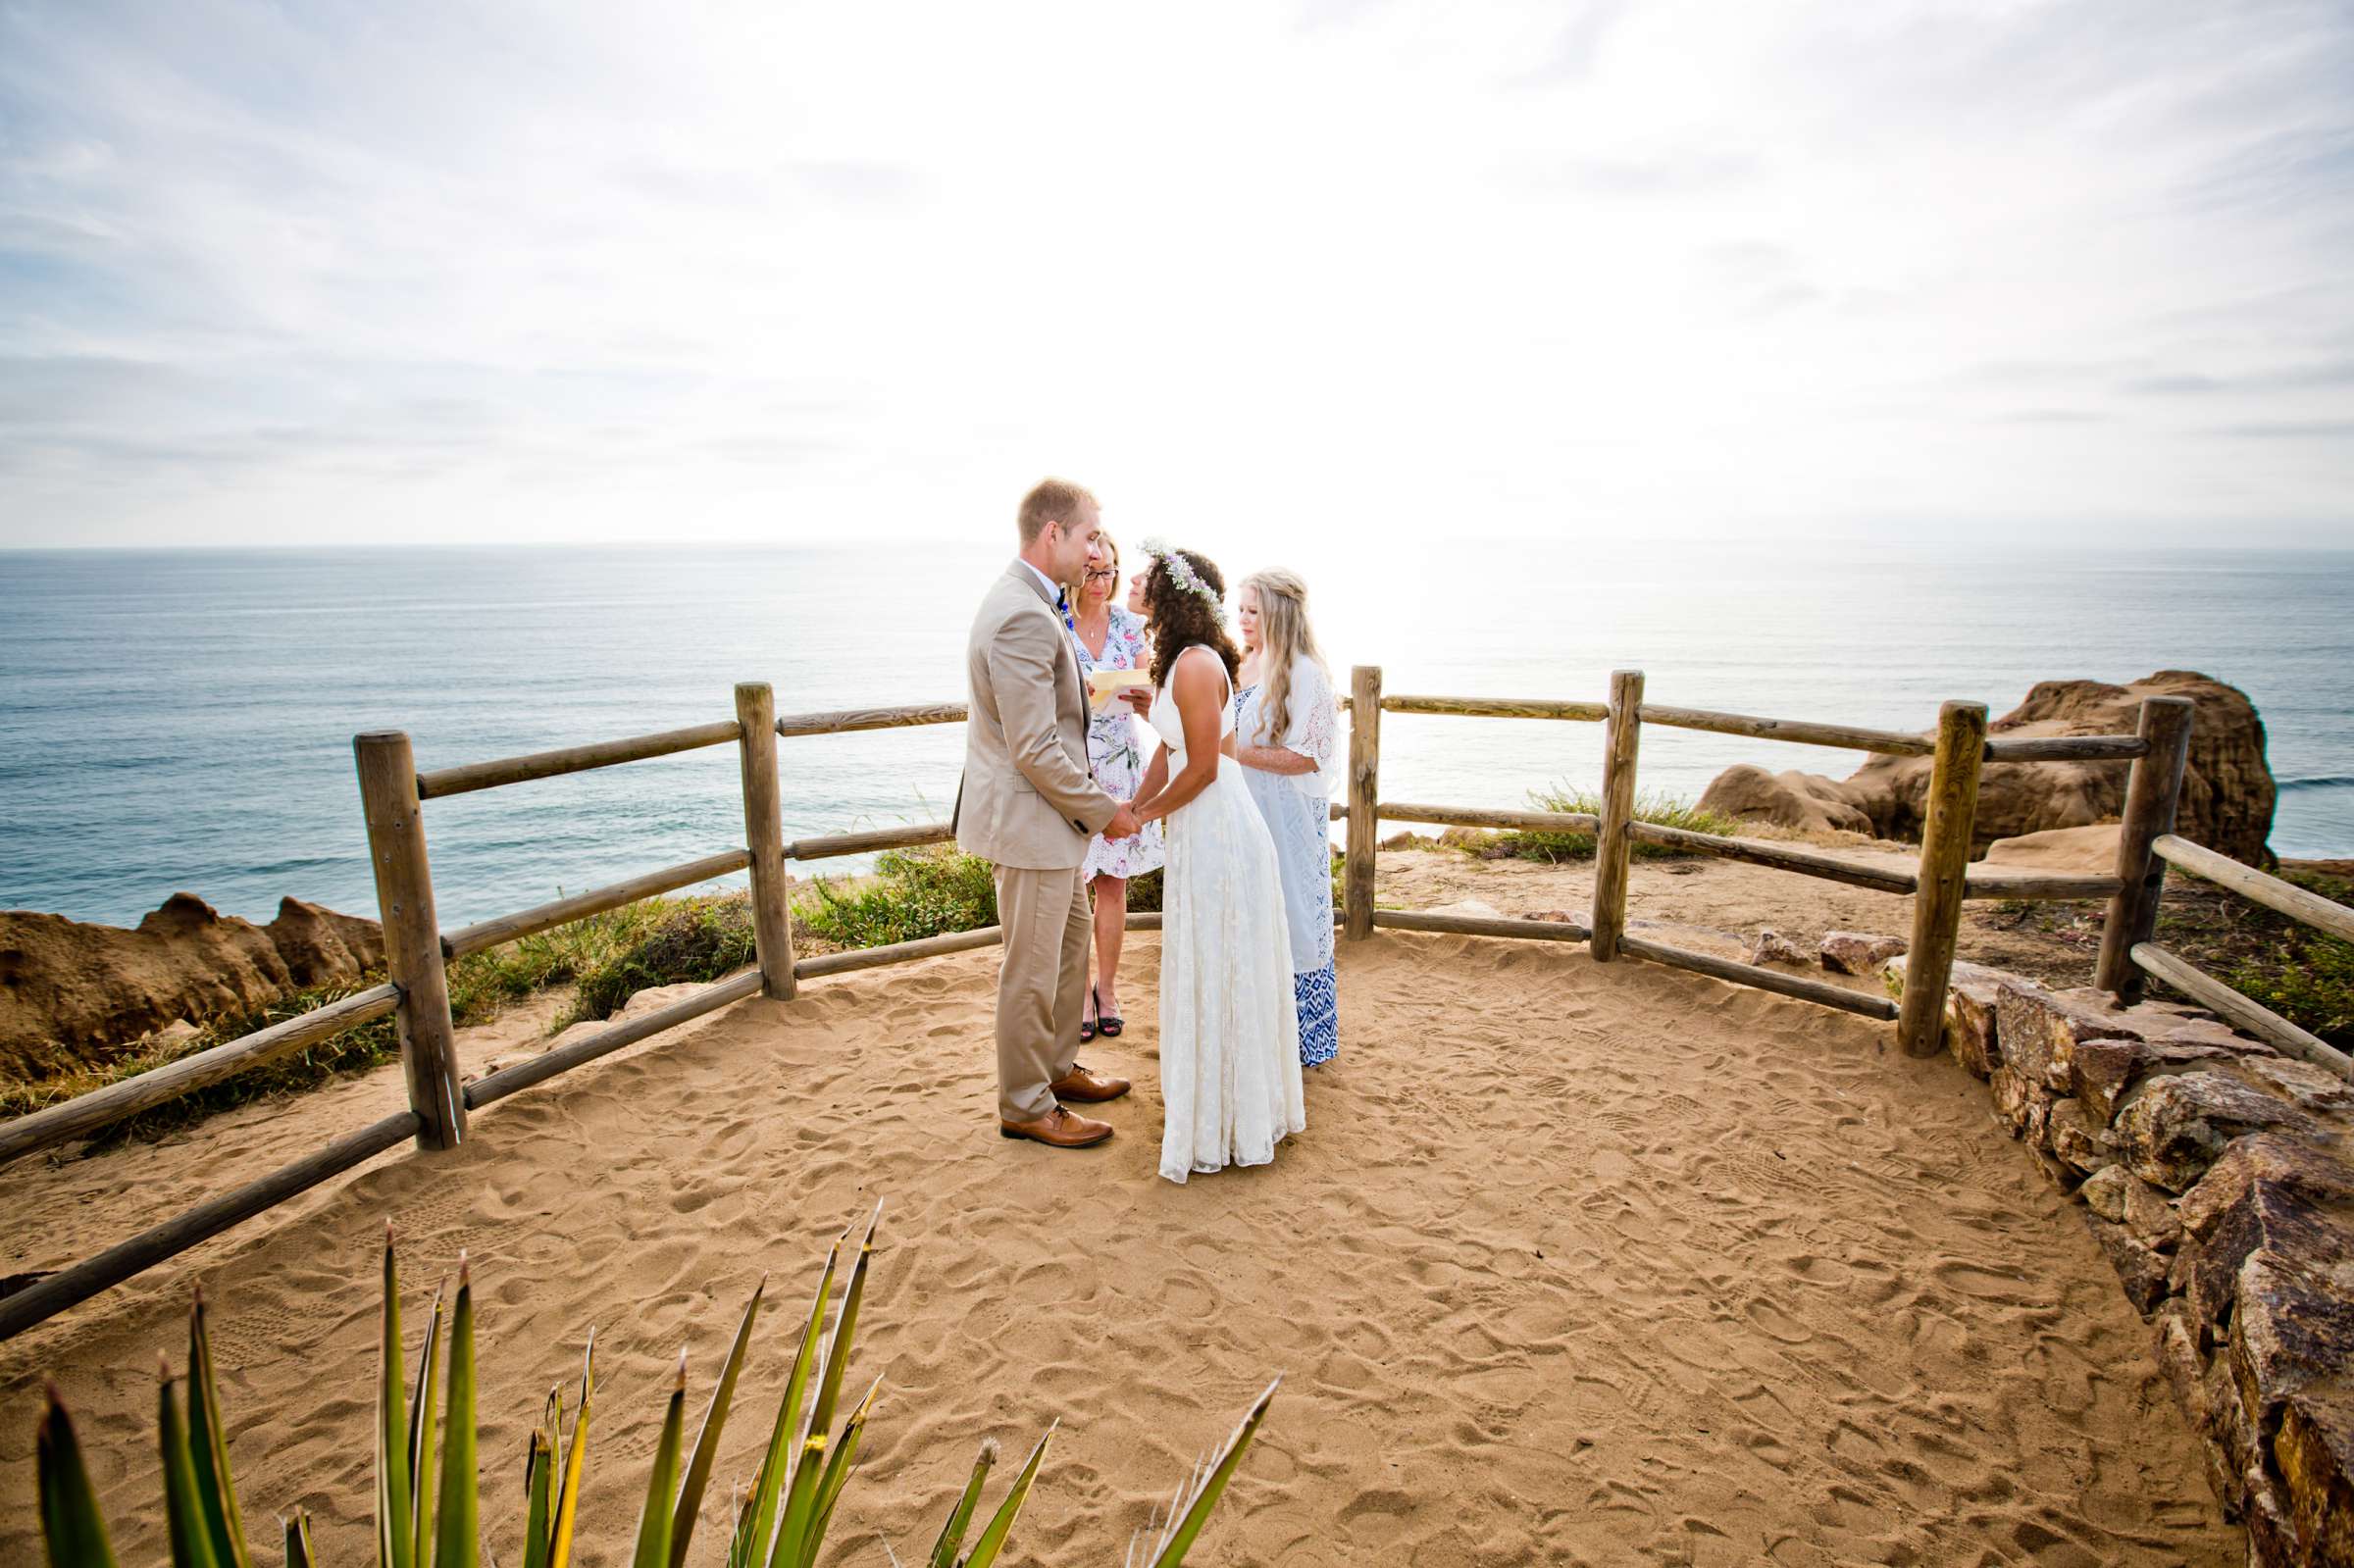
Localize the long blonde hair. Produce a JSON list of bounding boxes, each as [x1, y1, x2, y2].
[[1241, 569, 1328, 744]]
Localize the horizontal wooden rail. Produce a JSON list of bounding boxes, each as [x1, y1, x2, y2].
[[2129, 943, 2353, 1082], [443, 849, 753, 959], [1379, 695, 1610, 723], [1638, 704, 1935, 757], [468, 970, 765, 1108], [0, 985, 401, 1170], [1380, 802, 1601, 835], [417, 720, 742, 799], [1981, 734, 2148, 762], [1962, 869, 2125, 901], [793, 926, 1004, 980], [0, 1109, 421, 1341], [774, 702, 967, 738], [1629, 822, 1918, 894], [1373, 909, 1592, 941], [789, 822, 954, 861], [2154, 835, 2354, 944], [1619, 934, 1902, 1021]]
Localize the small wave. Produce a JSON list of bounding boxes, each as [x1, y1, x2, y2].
[[2278, 775, 2354, 792]]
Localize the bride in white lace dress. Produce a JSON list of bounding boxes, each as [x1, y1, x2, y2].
[[1124, 542, 1307, 1184]]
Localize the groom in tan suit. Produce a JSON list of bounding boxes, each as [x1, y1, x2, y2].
[[954, 479, 1143, 1148]]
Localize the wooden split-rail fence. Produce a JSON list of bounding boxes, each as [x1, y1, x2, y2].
[[2, 671, 2347, 1341]]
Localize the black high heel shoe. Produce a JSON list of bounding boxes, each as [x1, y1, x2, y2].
[[1095, 984, 1124, 1037], [1080, 994, 1098, 1044]]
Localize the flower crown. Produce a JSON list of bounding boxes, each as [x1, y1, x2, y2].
[[1139, 537, 1222, 607]]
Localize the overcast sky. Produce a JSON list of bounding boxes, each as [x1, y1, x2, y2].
[[3, 1, 2351, 552]]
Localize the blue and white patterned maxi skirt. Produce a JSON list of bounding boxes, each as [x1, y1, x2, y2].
[[1295, 964, 1340, 1067], [1231, 719, 1342, 1069]]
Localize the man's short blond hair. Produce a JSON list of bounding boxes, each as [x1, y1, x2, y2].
[[1016, 478, 1097, 545]]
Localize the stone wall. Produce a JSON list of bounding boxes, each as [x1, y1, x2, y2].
[[1887, 954, 2353, 1565]]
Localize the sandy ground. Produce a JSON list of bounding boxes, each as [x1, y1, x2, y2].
[[0, 855, 2233, 1566]]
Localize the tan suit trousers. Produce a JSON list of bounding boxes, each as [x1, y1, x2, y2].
[[993, 860, 1092, 1122]]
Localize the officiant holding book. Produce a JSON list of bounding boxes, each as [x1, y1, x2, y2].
[[1064, 528, 1164, 1043]]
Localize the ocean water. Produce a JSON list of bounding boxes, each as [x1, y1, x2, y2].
[[1, 543, 2349, 931]]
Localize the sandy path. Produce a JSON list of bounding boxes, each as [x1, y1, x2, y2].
[[1, 924, 2229, 1566]]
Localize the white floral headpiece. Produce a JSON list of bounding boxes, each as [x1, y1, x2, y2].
[[1139, 537, 1222, 607]]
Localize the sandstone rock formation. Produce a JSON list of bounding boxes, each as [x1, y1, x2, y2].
[[1980, 823, 2123, 875], [1699, 672, 2276, 864], [1819, 931, 1905, 975], [0, 895, 384, 1080]]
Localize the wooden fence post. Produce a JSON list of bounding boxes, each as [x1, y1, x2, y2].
[[2095, 695, 2195, 1002], [1898, 701, 1988, 1057], [354, 733, 465, 1150], [1589, 670, 1646, 961], [1344, 665, 1382, 940], [735, 683, 796, 1000]]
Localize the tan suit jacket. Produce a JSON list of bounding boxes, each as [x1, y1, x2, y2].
[[953, 563, 1119, 869]]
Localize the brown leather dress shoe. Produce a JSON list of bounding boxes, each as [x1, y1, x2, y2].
[[998, 1105, 1114, 1148], [1048, 1063, 1132, 1103]]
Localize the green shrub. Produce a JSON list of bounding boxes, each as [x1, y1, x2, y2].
[[565, 896, 756, 1024], [793, 846, 999, 949], [2216, 869, 2354, 1049], [1487, 784, 1740, 864]]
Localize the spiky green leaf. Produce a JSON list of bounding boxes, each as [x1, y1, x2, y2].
[[520, 1427, 553, 1568], [408, 1285, 446, 1568], [807, 1379, 880, 1551], [379, 1237, 416, 1568], [187, 1290, 252, 1568], [283, 1510, 316, 1568], [430, 1262, 478, 1568], [955, 1423, 1052, 1568], [36, 1385, 118, 1568], [925, 1442, 996, 1568], [159, 1364, 223, 1568], [1148, 1378, 1280, 1567], [766, 1437, 827, 1568], [669, 1279, 763, 1568], [630, 1358, 689, 1568], [546, 1338, 594, 1568], [804, 1204, 881, 1451], [730, 1239, 840, 1568]]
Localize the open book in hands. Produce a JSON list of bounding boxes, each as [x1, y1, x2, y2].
[[1087, 669, 1154, 711]]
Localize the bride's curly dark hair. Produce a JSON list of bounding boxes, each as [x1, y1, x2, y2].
[[1143, 548, 1243, 694]]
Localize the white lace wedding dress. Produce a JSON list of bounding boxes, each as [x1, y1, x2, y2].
[[1149, 647, 1308, 1184]]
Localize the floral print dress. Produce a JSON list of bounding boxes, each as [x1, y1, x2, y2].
[[1069, 603, 1167, 882]]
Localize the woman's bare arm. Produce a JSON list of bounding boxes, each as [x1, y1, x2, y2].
[[1136, 739, 1171, 807], [1237, 741, 1316, 775]]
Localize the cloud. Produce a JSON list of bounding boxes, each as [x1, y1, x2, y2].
[[2209, 420, 2354, 439], [1, 0, 2351, 547], [1508, 0, 1629, 86]]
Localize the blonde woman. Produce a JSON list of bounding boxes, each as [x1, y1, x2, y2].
[[1233, 569, 1341, 1067], [1064, 529, 1164, 1042]]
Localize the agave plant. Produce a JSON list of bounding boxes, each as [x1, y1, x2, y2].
[[36, 1284, 314, 1568], [37, 1200, 1274, 1568]]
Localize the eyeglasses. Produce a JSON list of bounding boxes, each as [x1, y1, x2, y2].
[[1083, 568, 1117, 581]]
